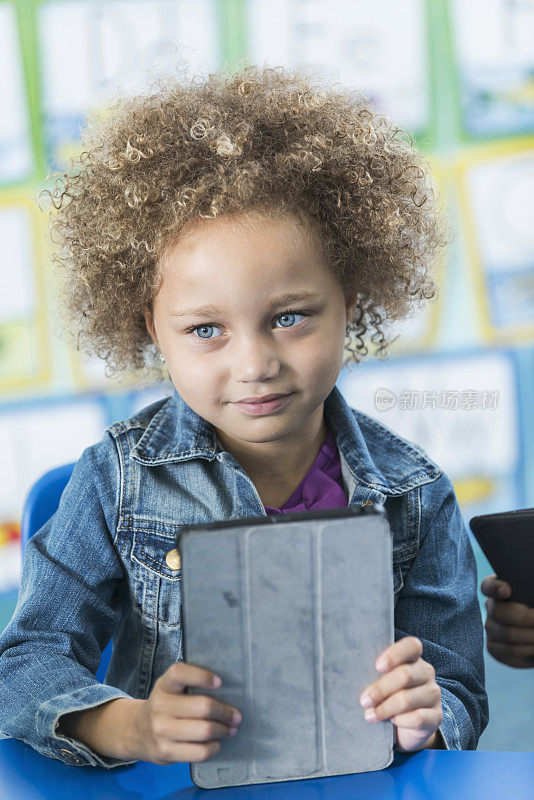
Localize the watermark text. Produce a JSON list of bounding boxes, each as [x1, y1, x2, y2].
[[374, 388, 499, 411]]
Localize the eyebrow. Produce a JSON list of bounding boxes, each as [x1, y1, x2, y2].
[[171, 291, 322, 317]]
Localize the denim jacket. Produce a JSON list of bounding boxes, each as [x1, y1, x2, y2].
[[0, 384, 488, 768]]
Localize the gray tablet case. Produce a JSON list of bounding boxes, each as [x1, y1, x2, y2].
[[178, 505, 394, 790]]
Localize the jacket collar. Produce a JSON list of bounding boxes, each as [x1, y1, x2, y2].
[[130, 384, 441, 496]]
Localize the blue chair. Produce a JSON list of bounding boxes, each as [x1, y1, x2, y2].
[[21, 463, 113, 683]]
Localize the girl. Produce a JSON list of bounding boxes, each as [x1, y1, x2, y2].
[[0, 62, 488, 768]]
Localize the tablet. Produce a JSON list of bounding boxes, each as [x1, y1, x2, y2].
[[177, 505, 395, 789], [469, 507, 534, 608]]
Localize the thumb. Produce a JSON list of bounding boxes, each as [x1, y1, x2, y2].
[[481, 574, 511, 599]]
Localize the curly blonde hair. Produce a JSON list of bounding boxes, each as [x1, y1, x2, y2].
[[41, 60, 452, 379]]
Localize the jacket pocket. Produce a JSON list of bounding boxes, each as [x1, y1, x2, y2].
[[131, 526, 182, 628]]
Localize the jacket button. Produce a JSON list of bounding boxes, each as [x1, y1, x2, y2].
[[166, 549, 181, 570]]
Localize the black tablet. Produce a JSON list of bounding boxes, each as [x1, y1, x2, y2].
[[469, 507, 534, 608]]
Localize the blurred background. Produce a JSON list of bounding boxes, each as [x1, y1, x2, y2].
[[0, 0, 533, 750]]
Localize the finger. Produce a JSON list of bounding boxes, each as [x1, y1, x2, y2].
[[158, 662, 221, 694], [166, 718, 237, 743], [364, 679, 441, 723], [485, 617, 534, 645], [390, 707, 443, 731], [171, 694, 242, 726], [360, 658, 433, 709], [485, 598, 534, 628], [480, 574, 511, 598], [374, 636, 423, 673], [487, 640, 534, 661], [185, 740, 222, 763], [156, 739, 222, 766]]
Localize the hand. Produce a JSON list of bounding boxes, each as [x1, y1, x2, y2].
[[359, 636, 443, 753], [130, 662, 243, 765], [481, 574, 534, 669]]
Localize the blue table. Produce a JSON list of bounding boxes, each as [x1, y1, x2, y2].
[[0, 738, 532, 799]]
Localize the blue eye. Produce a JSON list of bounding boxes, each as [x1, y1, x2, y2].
[[274, 311, 306, 328], [192, 324, 221, 339]]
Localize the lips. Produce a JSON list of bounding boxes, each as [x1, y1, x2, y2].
[[235, 393, 289, 404], [232, 393, 293, 416]]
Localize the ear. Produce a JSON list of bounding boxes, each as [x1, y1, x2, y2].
[[144, 306, 159, 349]]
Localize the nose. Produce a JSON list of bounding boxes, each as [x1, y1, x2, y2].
[[231, 333, 281, 383]]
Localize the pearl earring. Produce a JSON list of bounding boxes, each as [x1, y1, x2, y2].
[[159, 352, 166, 363]]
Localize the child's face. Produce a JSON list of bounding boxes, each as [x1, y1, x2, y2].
[[145, 212, 357, 452]]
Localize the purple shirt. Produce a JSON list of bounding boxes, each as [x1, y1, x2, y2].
[[264, 426, 348, 515]]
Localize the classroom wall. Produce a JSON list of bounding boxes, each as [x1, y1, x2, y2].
[[1, 0, 533, 750]]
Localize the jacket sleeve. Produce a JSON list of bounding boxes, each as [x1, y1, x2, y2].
[[394, 471, 489, 750], [0, 432, 137, 768]]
